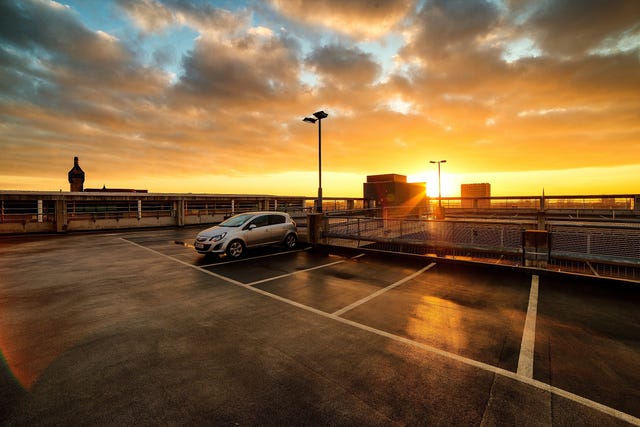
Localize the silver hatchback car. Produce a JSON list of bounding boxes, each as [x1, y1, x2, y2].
[[194, 211, 298, 258]]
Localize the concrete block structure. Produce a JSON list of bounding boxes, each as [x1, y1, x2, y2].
[[363, 174, 427, 215], [461, 183, 491, 208]]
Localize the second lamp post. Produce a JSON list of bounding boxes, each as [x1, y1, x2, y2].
[[430, 159, 447, 210], [303, 110, 328, 213]]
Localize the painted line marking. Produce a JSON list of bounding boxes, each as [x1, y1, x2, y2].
[[122, 238, 245, 286], [200, 247, 310, 268], [246, 260, 346, 286], [122, 238, 640, 426], [517, 274, 539, 378], [332, 262, 436, 316]]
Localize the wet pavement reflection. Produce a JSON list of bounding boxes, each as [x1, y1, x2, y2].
[[1, 228, 638, 426]]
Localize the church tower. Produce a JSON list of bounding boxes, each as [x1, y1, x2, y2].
[[68, 156, 85, 192]]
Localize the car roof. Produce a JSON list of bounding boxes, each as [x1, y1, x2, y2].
[[239, 211, 289, 216]]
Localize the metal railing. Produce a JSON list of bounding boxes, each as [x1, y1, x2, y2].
[[548, 224, 640, 263], [325, 216, 533, 255], [323, 212, 640, 282], [434, 194, 639, 222], [0, 191, 369, 233], [0, 199, 56, 224], [433, 194, 637, 210]]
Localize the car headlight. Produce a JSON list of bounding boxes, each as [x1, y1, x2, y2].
[[209, 232, 227, 242]]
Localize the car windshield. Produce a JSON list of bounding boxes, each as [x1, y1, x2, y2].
[[218, 213, 254, 227]]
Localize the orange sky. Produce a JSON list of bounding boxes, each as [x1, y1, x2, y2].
[[0, 0, 639, 197]]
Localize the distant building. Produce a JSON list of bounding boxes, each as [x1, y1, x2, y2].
[[84, 186, 148, 193], [68, 156, 85, 192], [67, 156, 147, 193], [363, 174, 427, 213], [461, 183, 491, 208]]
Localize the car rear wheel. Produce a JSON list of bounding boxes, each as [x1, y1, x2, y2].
[[226, 240, 244, 258], [283, 233, 297, 249]]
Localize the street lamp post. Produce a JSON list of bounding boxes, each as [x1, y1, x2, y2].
[[303, 110, 328, 213], [430, 159, 447, 211]]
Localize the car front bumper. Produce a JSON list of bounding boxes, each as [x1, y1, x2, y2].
[[194, 240, 226, 254]]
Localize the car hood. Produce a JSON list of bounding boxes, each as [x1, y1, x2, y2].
[[197, 225, 234, 238]]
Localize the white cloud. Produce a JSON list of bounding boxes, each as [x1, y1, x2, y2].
[[248, 26, 274, 38], [501, 37, 542, 63], [384, 97, 414, 115]]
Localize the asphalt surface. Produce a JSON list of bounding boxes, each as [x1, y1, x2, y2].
[[0, 227, 639, 426]]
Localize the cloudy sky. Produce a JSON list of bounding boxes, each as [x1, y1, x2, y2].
[[1, 0, 639, 197]]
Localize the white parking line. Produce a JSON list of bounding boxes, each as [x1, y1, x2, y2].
[[332, 262, 436, 316], [246, 259, 346, 286], [517, 275, 539, 378], [122, 238, 245, 286], [122, 238, 640, 426], [200, 248, 310, 268]]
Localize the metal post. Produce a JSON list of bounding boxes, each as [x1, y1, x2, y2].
[[430, 159, 446, 219], [37, 200, 43, 223], [437, 162, 442, 209], [317, 117, 322, 213], [303, 110, 328, 214]]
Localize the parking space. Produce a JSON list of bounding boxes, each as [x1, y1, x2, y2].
[[339, 263, 532, 372], [534, 276, 640, 419], [146, 234, 532, 373], [125, 229, 640, 421], [1, 228, 639, 425], [204, 250, 327, 283], [248, 254, 429, 314]]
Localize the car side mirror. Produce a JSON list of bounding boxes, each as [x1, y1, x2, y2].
[[248, 224, 257, 230]]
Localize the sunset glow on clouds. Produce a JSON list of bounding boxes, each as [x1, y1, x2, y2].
[[0, 0, 638, 197]]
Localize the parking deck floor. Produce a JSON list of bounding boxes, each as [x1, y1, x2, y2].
[[0, 228, 639, 425]]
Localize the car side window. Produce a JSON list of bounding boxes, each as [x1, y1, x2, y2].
[[248, 215, 268, 228], [268, 214, 286, 225]]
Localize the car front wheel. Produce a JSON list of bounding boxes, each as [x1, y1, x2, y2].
[[226, 240, 245, 258]]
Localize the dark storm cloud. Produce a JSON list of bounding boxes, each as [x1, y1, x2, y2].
[[0, 0, 166, 106], [306, 44, 381, 86], [526, 0, 640, 55], [175, 32, 302, 106], [0, 1, 87, 106], [0, 0, 78, 51], [409, 0, 502, 57], [1, 1, 128, 80]]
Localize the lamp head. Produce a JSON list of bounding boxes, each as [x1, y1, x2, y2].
[[313, 110, 328, 120], [303, 117, 317, 124]]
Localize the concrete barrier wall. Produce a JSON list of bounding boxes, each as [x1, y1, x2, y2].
[[184, 214, 228, 226], [0, 221, 56, 234], [65, 216, 178, 232], [0, 192, 317, 234]]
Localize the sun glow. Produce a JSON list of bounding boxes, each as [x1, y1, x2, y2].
[[409, 172, 459, 198]]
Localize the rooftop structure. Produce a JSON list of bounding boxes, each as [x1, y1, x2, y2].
[[68, 156, 85, 192], [363, 174, 427, 212], [461, 183, 491, 208]]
